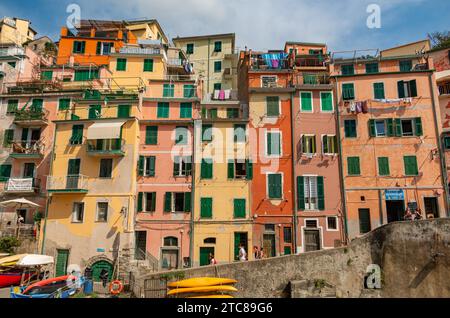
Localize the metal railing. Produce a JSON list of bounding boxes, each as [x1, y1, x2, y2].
[[118, 47, 161, 55], [292, 73, 331, 86], [167, 58, 184, 66], [439, 83, 450, 95], [294, 55, 327, 67], [14, 108, 49, 122], [203, 89, 238, 102], [86, 139, 125, 153], [0, 47, 25, 56], [135, 248, 159, 272], [11, 140, 45, 156], [4, 178, 40, 193], [250, 58, 291, 70], [47, 175, 89, 191]]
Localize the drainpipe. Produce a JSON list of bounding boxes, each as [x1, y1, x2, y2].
[[40, 122, 58, 254], [189, 119, 197, 267], [290, 92, 298, 253], [207, 39, 211, 94], [428, 73, 450, 216], [332, 77, 349, 243]]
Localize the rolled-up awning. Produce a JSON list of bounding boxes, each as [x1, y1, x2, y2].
[[87, 120, 126, 140]]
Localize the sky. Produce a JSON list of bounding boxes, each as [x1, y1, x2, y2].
[[1, 0, 449, 52]]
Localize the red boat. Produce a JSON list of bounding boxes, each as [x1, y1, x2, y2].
[[0, 270, 34, 288], [23, 275, 74, 295]]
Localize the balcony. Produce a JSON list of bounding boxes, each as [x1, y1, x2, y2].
[[250, 57, 290, 71], [0, 47, 25, 57], [4, 178, 40, 194], [117, 47, 162, 55], [47, 175, 89, 194], [292, 73, 332, 89], [86, 139, 125, 157], [223, 67, 233, 79], [294, 54, 328, 69], [13, 109, 49, 126], [439, 82, 450, 96], [10, 141, 45, 159], [202, 89, 239, 104], [167, 58, 184, 67]]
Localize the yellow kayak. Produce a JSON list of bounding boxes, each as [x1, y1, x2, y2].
[[188, 295, 234, 299], [0, 254, 26, 267], [167, 285, 238, 296], [168, 277, 237, 288]]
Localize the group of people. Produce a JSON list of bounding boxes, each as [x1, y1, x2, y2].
[[404, 209, 423, 221], [208, 244, 264, 265]]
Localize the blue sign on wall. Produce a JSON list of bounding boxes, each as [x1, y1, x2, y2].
[[385, 189, 404, 201], [96, 248, 105, 253]]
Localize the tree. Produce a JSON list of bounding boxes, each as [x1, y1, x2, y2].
[[428, 31, 450, 50], [0, 236, 20, 254]]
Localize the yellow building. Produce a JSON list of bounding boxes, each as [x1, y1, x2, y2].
[[124, 19, 169, 45], [192, 98, 253, 266], [173, 33, 238, 95], [0, 17, 37, 45], [40, 89, 141, 278]]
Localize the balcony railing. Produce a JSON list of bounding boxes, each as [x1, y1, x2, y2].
[[0, 47, 25, 57], [250, 58, 290, 71], [292, 73, 331, 86], [87, 139, 125, 156], [47, 175, 89, 193], [203, 89, 239, 102], [294, 54, 327, 68], [11, 141, 45, 158], [118, 47, 161, 55], [439, 82, 450, 96], [14, 109, 49, 123], [4, 178, 40, 194], [167, 58, 184, 66]]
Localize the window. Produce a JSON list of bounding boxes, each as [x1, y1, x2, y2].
[[175, 126, 188, 145], [183, 85, 195, 98], [204, 238, 216, 244], [6, 100, 18, 114], [137, 192, 156, 212], [138, 156, 156, 177], [301, 135, 316, 155], [375, 120, 386, 137], [342, 83, 355, 100], [369, 119, 394, 138], [74, 70, 99, 81], [99, 159, 113, 178], [401, 119, 413, 136], [164, 236, 178, 247], [234, 124, 246, 143], [96, 42, 113, 55], [88, 105, 101, 119], [399, 60, 413, 72], [163, 84, 174, 97], [3, 129, 14, 147], [267, 131, 281, 156], [394, 118, 422, 137], [444, 136, 450, 150], [0, 164, 12, 182], [267, 173, 282, 199], [201, 159, 213, 179], [341, 64, 355, 75], [31, 99, 43, 112], [327, 217, 337, 230], [117, 105, 130, 118], [344, 120, 357, 138], [373, 83, 385, 99], [180, 102, 192, 118], [7, 61, 16, 68], [70, 125, 83, 145], [213, 83, 222, 91], [200, 198, 213, 218], [145, 126, 158, 145], [365, 63, 379, 74], [265, 224, 276, 232], [359, 209, 371, 234], [72, 203, 84, 223], [164, 192, 191, 213], [116, 58, 127, 71], [404, 156, 419, 176], [227, 108, 240, 119], [397, 80, 417, 98], [143, 59, 154, 72], [299, 176, 324, 211], [96, 202, 108, 222], [157, 102, 169, 118], [322, 135, 338, 154], [320, 92, 333, 112], [300, 92, 313, 112], [202, 108, 217, 119], [202, 124, 213, 142], [378, 157, 390, 176], [262, 76, 277, 88], [266, 96, 280, 117], [186, 43, 194, 54], [59, 99, 71, 111], [283, 227, 292, 243], [233, 199, 246, 219], [41, 71, 53, 81], [73, 41, 86, 54], [214, 61, 222, 73], [228, 159, 253, 180], [173, 156, 192, 177], [347, 157, 361, 176], [214, 41, 222, 52]]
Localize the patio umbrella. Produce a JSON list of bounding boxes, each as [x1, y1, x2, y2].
[[0, 198, 41, 209]]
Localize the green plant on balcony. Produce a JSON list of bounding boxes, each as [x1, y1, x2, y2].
[[14, 108, 45, 121]]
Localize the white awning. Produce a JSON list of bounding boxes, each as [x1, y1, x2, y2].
[[87, 121, 126, 140]]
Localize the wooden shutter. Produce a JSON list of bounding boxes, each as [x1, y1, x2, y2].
[[266, 96, 279, 116], [146, 126, 158, 145], [118, 105, 130, 118], [138, 156, 144, 176], [180, 103, 192, 118], [234, 199, 246, 218], [369, 119, 376, 137], [137, 192, 143, 212], [359, 209, 371, 234], [173, 156, 180, 176], [374, 83, 385, 99], [164, 192, 172, 212], [157, 102, 169, 118], [395, 119, 402, 137], [268, 174, 282, 199], [386, 119, 394, 137], [317, 176, 325, 211], [378, 157, 390, 176], [321, 92, 333, 111], [184, 192, 191, 212], [148, 156, 156, 177], [201, 159, 212, 179], [409, 80, 417, 97], [404, 156, 418, 176], [246, 160, 253, 180], [227, 160, 235, 179], [301, 92, 312, 111], [144, 59, 154, 72], [397, 81, 405, 98], [201, 198, 212, 218], [297, 176, 305, 210], [0, 164, 12, 181], [414, 118, 423, 136], [150, 193, 156, 212]]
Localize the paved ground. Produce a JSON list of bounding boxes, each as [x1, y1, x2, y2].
[[0, 288, 9, 298]]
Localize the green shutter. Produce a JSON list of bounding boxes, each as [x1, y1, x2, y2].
[[214, 41, 222, 52], [157, 102, 169, 118], [322, 135, 329, 154], [365, 63, 379, 74], [150, 193, 156, 212], [0, 164, 12, 182], [414, 118, 423, 136], [143, 59, 154, 72], [214, 61, 221, 72], [55, 250, 69, 277], [88, 105, 101, 119], [342, 83, 355, 100], [163, 84, 174, 97], [210, 109, 218, 119], [369, 119, 376, 137], [301, 92, 312, 111], [148, 156, 156, 177], [202, 124, 213, 142], [228, 160, 235, 179], [378, 157, 390, 176], [200, 198, 213, 218], [96, 42, 102, 55], [138, 156, 144, 176], [359, 209, 371, 234], [266, 96, 279, 116], [201, 159, 213, 179], [317, 176, 325, 211], [3, 129, 14, 147], [400, 60, 412, 72], [118, 105, 131, 118], [409, 80, 417, 97], [404, 156, 418, 176], [246, 160, 253, 180], [374, 83, 385, 99], [386, 119, 394, 137], [173, 156, 180, 176], [59, 99, 71, 111], [344, 120, 357, 138], [267, 132, 280, 155], [348, 157, 360, 175], [184, 192, 191, 212], [183, 85, 195, 98], [397, 81, 405, 98], [31, 99, 43, 112], [320, 92, 333, 111], [137, 192, 143, 212], [116, 58, 127, 71], [6, 100, 18, 114], [395, 119, 402, 137], [146, 126, 158, 145], [342, 64, 354, 75], [234, 199, 246, 219], [297, 176, 305, 210], [180, 103, 192, 118], [268, 174, 282, 199], [70, 125, 83, 145], [164, 192, 172, 212], [41, 71, 53, 81]]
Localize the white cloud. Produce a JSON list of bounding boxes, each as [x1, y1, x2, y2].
[[63, 0, 426, 51]]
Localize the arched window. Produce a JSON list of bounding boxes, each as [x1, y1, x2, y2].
[[204, 237, 216, 244], [164, 236, 178, 247]]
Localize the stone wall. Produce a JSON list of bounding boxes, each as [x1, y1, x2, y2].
[[133, 219, 450, 298]]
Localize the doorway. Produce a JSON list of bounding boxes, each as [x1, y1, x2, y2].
[[134, 231, 147, 260], [199, 247, 215, 266], [234, 232, 248, 261], [263, 234, 276, 258], [304, 229, 321, 252], [55, 249, 70, 277], [424, 197, 439, 218], [23, 163, 35, 178], [161, 249, 179, 270], [66, 159, 81, 189], [386, 200, 404, 223]]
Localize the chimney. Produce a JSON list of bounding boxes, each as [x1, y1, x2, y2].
[[90, 28, 96, 38], [61, 27, 68, 37]]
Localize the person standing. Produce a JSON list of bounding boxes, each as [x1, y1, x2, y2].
[[238, 244, 247, 261]]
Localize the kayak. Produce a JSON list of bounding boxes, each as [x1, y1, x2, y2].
[[0, 254, 27, 267], [168, 277, 237, 288], [167, 285, 238, 296], [188, 295, 234, 299], [0, 270, 33, 288], [23, 275, 73, 295]]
